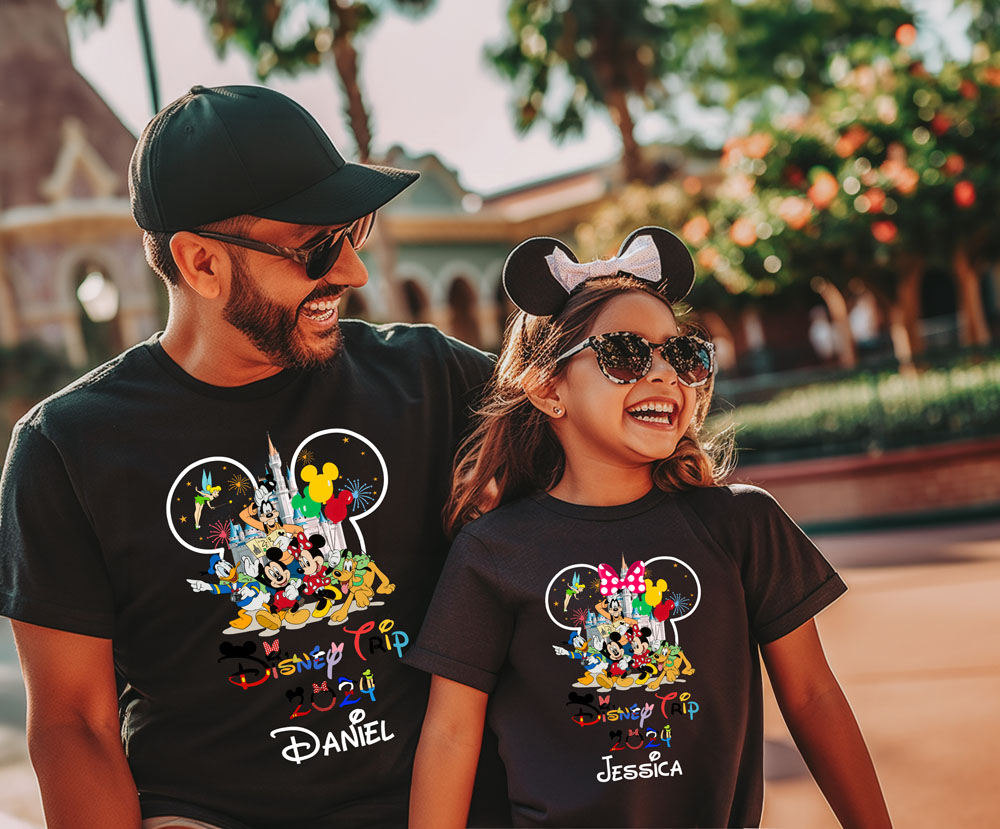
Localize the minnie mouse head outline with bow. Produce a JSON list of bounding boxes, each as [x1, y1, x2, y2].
[[501, 226, 696, 317]]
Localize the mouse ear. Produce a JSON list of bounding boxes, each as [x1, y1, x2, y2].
[[616, 226, 695, 302], [502, 237, 580, 316]]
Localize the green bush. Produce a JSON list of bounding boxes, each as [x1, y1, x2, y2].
[[709, 356, 1000, 463]]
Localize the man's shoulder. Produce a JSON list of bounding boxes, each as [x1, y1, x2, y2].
[[342, 319, 489, 358], [340, 319, 494, 380], [17, 340, 155, 434]]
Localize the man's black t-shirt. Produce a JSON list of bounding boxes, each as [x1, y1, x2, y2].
[[0, 321, 499, 828], [406, 485, 847, 828]]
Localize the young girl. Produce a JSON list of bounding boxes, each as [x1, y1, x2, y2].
[[406, 228, 891, 828]]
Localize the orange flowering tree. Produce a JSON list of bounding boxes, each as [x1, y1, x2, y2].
[[683, 27, 1000, 364]]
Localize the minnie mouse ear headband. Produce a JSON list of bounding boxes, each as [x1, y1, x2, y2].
[[502, 226, 695, 316]]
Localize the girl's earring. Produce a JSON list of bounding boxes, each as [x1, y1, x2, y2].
[[553, 407, 563, 416]]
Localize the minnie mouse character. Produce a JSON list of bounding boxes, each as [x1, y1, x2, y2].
[[288, 533, 342, 619]]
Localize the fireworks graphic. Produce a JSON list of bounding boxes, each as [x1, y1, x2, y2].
[[207, 520, 232, 548], [343, 478, 374, 511], [570, 607, 588, 627], [590, 577, 602, 592], [669, 592, 691, 616], [228, 473, 251, 495], [299, 449, 315, 466]]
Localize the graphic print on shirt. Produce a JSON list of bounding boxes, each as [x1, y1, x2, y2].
[[165, 429, 407, 764], [545, 557, 701, 783]]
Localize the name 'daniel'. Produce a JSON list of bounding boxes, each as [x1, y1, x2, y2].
[[270, 708, 394, 764]]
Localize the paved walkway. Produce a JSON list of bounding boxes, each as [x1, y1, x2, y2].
[[760, 519, 1000, 828], [2, 518, 998, 828]]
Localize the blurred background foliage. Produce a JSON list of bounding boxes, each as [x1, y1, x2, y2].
[[708, 348, 1000, 463], [38, 0, 1000, 465]]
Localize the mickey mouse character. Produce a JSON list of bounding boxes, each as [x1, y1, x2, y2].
[[597, 632, 634, 689], [255, 548, 310, 630]]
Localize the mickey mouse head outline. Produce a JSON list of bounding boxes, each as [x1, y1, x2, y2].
[[166, 456, 258, 554], [290, 428, 388, 555], [545, 556, 702, 649]]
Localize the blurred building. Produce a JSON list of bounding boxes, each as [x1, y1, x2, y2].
[[0, 0, 160, 368], [359, 148, 636, 351]]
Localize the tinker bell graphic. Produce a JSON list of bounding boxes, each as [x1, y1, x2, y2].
[[563, 572, 585, 612], [194, 470, 222, 529]]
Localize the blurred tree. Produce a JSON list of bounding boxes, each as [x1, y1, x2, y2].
[[66, 0, 435, 162], [955, 0, 1000, 51], [681, 27, 1000, 361], [573, 9, 999, 367], [662, 0, 913, 110], [490, 0, 913, 182], [490, 0, 678, 182]]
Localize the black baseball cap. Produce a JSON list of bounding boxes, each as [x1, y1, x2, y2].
[[129, 84, 419, 232]]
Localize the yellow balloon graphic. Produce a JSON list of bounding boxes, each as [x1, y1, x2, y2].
[[300, 462, 340, 503], [644, 577, 668, 607]]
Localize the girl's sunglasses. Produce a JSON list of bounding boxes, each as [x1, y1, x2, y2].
[[191, 212, 375, 280], [556, 332, 715, 387]]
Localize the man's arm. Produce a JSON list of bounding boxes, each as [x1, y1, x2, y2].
[[761, 619, 891, 829], [11, 620, 141, 829]]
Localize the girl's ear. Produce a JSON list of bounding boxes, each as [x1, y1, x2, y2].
[[521, 370, 565, 418], [169, 231, 230, 299]]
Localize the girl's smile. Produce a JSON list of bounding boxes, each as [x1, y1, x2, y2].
[[546, 291, 698, 504]]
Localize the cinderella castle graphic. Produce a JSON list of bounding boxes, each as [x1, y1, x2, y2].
[[226, 436, 349, 563]]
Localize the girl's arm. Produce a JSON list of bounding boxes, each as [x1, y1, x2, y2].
[[410, 674, 489, 829], [761, 619, 891, 828]]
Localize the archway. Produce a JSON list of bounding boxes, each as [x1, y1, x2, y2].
[[493, 278, 517, 350], [74, 262, 123, 365], [447, 277, 481, 348], [400, 278, 430, 324], [342, 290, 369, 321]]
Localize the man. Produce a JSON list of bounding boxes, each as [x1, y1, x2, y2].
[[0, 85, 505, 828]]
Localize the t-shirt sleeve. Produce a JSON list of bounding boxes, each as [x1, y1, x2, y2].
[[0, 421, 115, 637], [404, 529, 512, 693], [688, 484, 846, 644]]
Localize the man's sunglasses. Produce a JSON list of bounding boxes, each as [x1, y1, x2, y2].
[[556, 331, 715, 387], [191, 212, 375, 280]]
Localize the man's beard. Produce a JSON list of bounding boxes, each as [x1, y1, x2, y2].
[[222, 259, 346, 370]]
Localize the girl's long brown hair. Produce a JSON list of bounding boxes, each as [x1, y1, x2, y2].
[[444, 276, 733, 536]]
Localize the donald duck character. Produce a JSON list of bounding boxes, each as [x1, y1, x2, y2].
[[187, 551, 267, 630]]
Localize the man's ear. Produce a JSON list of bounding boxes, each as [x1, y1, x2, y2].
[[169, 232, 230, 299], [522, 369, 565, 419]]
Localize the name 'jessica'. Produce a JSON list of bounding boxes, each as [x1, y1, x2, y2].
[[597, 750, 682, 783], [270, 708, 394, 765]]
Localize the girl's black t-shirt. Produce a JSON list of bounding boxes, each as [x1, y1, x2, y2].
[[406, 485, 847, 828], [0, 321, 499, 828]]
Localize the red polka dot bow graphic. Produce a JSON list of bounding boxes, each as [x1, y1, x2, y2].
[[598, 561, 646, 597]]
